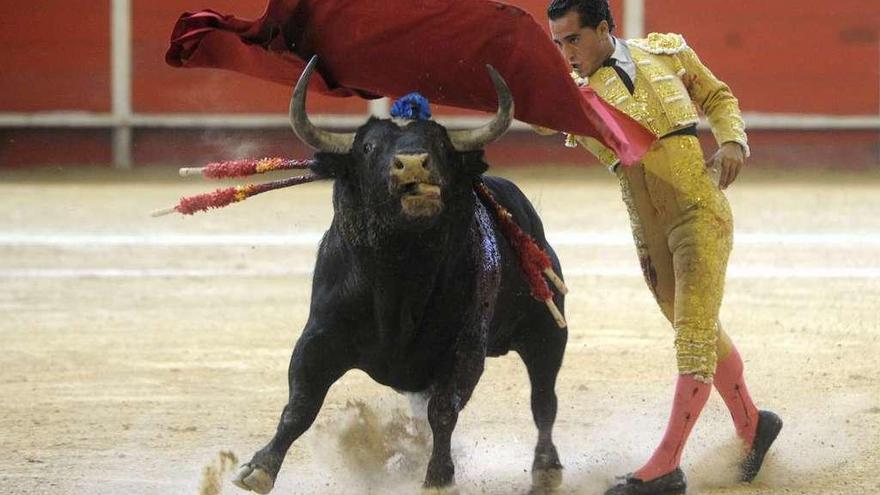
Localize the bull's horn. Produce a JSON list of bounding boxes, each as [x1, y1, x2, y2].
[[448, 65, 514, 152], [290, 56, 356, 153]]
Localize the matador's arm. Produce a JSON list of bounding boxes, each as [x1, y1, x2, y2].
[[675, 46, 750, 156]]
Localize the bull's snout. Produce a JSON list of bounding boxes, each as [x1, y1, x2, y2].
[[390, 153, 430, 184], [391, 153, 442, 218]]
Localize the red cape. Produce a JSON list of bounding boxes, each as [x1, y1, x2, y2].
[[166, 0, 655, 165]]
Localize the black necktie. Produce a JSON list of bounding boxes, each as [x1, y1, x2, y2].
[[603, 57, 635, 95]]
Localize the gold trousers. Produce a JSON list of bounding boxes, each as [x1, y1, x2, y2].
[[616, 135, 734, 381]]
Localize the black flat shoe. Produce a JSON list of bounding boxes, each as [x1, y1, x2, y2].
[[740, 409, 783, 482], [603, 467, 687, 495]]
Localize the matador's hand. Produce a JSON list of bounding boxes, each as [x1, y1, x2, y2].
[[706, 142, 745, 190]]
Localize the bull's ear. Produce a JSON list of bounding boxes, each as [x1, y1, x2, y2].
[[458, 150, 489, 176], [309, 152, 353, 180]]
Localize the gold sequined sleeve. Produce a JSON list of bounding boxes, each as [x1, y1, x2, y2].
[[575, 135, 620, 168], [676, 47, 750, 156]]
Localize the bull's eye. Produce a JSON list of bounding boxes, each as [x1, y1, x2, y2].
[[363, 142, 375, 154]]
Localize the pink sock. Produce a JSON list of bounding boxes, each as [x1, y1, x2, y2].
[[713, 347, 760, 446], [634, 374, 711, 481]]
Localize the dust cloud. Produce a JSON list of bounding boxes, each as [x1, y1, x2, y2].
[[199, 451, 239, 495]]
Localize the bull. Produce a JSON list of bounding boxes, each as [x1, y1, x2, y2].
[[233, 57, 568, 493]]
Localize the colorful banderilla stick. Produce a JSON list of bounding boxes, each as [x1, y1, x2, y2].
[[151, 173, 319, 217], [474, 181, 569, 329], [178, 157, 315, 179]]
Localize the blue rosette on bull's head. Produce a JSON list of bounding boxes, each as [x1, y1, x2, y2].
[[390, 93, 432, 121]]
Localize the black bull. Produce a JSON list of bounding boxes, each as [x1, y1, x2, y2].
[[233, 58, 568, 493]]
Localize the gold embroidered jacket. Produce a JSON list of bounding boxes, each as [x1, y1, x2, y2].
[[566, 33, 749, 168]]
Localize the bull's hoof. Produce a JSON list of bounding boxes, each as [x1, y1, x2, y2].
[[232, 464, 275, 494], [421, 486, 460, 495], [531, 467, 563, 492]]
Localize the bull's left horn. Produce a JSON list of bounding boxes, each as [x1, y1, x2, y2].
[[448, 65, 514, 152], [290, 56, 356, 153]]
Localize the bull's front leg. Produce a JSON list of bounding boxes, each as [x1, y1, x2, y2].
[[423, 330, 487, 492], [233, 328, 352, 494]]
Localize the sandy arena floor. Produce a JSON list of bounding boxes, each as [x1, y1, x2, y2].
[[1, 166, 878, 495]]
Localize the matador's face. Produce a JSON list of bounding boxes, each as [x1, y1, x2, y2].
[[549, 10, 613, 78]]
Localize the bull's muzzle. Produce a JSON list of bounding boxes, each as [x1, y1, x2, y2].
[[391, 153, 442, 218]]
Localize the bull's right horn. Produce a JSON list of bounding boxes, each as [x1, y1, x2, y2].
[[447, 65, 514, 152], [290, 56, 356, 153]]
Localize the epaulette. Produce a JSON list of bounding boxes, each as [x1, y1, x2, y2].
[[627, 32, 688, 55]]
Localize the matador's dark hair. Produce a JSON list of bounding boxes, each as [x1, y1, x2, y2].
[[547, 0, 616, 32]]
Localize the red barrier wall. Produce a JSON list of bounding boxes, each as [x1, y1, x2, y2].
[[645, 0, 880, 115], [0, 1, 111, 112]]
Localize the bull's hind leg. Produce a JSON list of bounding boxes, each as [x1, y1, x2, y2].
[[233, 330, 351, 494], [516, 313, 568, 492]]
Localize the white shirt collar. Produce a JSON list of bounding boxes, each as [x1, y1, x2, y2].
[[609, 37, 636, 82]]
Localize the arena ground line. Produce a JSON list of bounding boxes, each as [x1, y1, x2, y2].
[[2, 267, 879, 279], [1, 231, 879, 247]]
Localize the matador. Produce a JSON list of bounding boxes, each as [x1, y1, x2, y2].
[[538, 1, 784, 493]]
